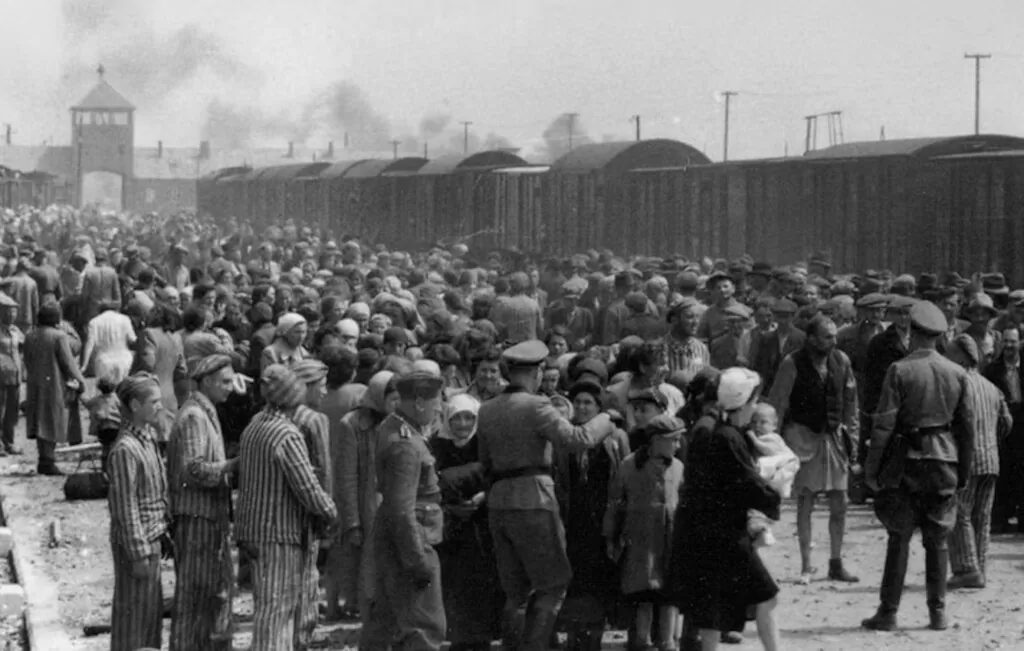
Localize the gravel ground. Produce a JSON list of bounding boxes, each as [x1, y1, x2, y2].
[[3, 415, 1024, 650], [0, 548, 26, 651]]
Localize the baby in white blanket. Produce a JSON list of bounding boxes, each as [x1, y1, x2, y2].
[[747, 403, 800, 547]]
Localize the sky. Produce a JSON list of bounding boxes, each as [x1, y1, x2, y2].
[[1, 0, 1023, 161]]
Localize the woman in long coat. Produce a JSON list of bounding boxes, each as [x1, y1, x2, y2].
[[326, 371, 398, 621], [429, 394, 503, 651], [133, 305, 188, 443], [670, 368, 782, 651], [25, 303, 86, 475], [558, 379, 630, 651]]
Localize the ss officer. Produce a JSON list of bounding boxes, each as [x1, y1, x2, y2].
[[362, 367, 447, 651], [477, 340, 619, 651], [862, 301, 975, 632]]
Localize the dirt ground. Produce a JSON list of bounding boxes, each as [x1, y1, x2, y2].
[[2, 417, 1024, 650]]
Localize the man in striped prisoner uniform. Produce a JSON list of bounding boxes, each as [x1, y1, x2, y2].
[[237, 364, 338, 651], [167, 354, 239, 651], [945, 335, 1012, 590], [292, 358, 333, 648], [107, 375, 169, 651]]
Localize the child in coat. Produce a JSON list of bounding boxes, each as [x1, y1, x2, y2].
[[747, 402, 800, 547], [84, 372, 122, 474], [604, 415, 685, 651]]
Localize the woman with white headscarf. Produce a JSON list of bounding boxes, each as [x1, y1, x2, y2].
[[670, 368, 782, 651], [429, 394, 502, 651], [260, 312, 308, 374]]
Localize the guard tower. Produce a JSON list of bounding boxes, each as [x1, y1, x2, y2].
[[70, 65, 135, 208]]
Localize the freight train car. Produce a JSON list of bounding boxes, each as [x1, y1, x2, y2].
[[195, 134, 1024, 283]]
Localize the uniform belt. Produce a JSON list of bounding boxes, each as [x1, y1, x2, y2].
[[491, 465, 552, 482]]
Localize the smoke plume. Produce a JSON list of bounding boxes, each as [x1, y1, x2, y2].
[[419, 113, 452, 141], [539, 113, 593, 162]]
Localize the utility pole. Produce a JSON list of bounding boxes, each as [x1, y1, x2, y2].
[[390, 139, 400, 160], [964, 53, 991, 134], [721, 91, 738, 161], [566, 113, 579, 151], [460, 121, 472, 154], [424, 142, 428, 158], [630, 115, 641, 141]]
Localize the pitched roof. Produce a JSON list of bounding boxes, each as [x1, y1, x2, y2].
[[72, 80, 135, 111]]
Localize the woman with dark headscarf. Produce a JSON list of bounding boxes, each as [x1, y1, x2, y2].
[[24, 303, 87, 474], [559, 379, 631, 651]]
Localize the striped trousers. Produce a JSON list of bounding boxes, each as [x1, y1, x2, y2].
[[110, 545, 162, 651], [251, 541, 306, 651], [170, 516, 235, 651], [950, 474, 998, 576], [296, 535, 320, 649]]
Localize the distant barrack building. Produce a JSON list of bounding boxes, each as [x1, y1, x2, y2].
[[0, 67, 385, 214]]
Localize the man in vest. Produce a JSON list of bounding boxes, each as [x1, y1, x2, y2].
[[768, 315, 860, 586]]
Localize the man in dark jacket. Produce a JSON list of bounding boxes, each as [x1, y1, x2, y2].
[[984, 328, 1024, 533]]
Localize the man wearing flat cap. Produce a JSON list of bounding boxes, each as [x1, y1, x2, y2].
[[167, 353, 239, 651], [476, 340, 621, 651], [3, 256, 38, 334], [697, 270, 740, 344], [747, 298, 804, 394], [291, 358, 333, 647], [362, 367, 447, 651], [237, 365, 337, 650], [548, 279, 595, 350], [863, 302, 976, 632], [80, 247, 122, 331]]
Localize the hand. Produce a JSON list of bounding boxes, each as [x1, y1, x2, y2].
[[850, 463, 863, 476], [346, 528, 364, 548], [225, 457, 240, 474], [605, 540, 619, 561], [864, 473, 880, 493], [131, 556, 154, 579]]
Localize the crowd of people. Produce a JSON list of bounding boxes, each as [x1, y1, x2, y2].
[[0, 204, 1015, 651]]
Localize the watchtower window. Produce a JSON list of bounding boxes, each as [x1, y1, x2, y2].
[[74, 111, 129, 125]]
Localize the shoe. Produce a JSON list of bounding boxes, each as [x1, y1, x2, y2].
[[861, 611, 898, 631], [828, 558, 860, 583], [947, 572, 985, 590], [720, 631, 743, 644], [928, 609, 948, 631], [37, 465, 64, 476]]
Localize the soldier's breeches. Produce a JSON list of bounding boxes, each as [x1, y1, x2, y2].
[[362, 540, 446, 651]]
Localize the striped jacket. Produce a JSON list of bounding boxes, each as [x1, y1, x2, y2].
[[167, 392, 233, 521], [294, 405, 333, 496], [108, 423, 168, 560], [236, 408, 337, 545], [962, 369, 1012, 476]]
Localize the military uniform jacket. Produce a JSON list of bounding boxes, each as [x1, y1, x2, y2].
[[477, 387, 609, 512], [375, 412, 443, 574]]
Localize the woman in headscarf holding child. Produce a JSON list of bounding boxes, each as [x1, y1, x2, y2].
[[670, 368, 782, 651]]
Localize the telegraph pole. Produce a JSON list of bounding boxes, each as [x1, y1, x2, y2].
[[721, 91, 738, 161], [631, 115, 641, 141], [460, 121, 472, 153], [390, 139, 400, 159], [566, 113, 579, 150], [964, 53, 991, 134]]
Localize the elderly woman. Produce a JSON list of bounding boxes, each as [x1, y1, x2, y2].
[[261, 312, 308, 373], [671, 368, 781, 651], [25, 304, 87, 475], [559, 379, 631, 651], [107, 374, 168, 651], [430, 393, 503, 651], [324, 370, 399, 621]]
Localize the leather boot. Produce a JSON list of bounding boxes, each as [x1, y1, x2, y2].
[[862, 533, 909, 631], [925, 544, 949, 630], [524, 593, 565, 651]]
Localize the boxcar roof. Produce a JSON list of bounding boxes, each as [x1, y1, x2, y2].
[[417, 151, 527, 175], [803, 135, 1024, 160], [549, 139, 712, 174]]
